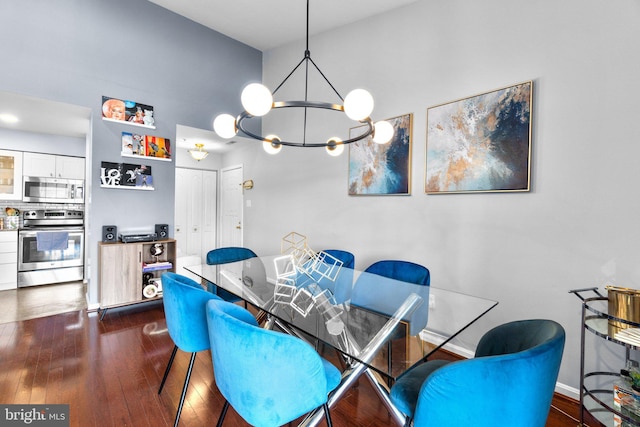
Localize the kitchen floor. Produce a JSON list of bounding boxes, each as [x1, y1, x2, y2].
[[0, 281, 86, 324]]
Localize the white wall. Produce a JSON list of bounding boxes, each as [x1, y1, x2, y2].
[[223, 0, 640, 394]]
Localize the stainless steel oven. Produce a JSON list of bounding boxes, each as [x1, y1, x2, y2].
[[18, 209, 84, 287]]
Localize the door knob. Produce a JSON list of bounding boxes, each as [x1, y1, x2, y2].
[[236, 224, 242, 229]]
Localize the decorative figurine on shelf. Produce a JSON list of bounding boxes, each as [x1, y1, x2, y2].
[[143, 109, 154, 127], [150, 243, 164, 262]]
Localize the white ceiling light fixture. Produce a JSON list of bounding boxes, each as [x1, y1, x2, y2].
[[0, 113, 19, 124], [189, 143, 209, 161], [212, 0, 393, 156]]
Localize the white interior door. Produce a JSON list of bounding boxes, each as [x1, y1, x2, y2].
[[220, 165, 243, 248], [174, 168, 190, 258], [201, 170, 217, 256], [175, 168, 217, 262]]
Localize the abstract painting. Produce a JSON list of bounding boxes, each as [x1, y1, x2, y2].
[[348, 113, 412, 195], [425, 81, 532, 194]]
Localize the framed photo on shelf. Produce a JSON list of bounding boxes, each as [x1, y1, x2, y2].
[[425, 81, 532, 194], [102, 96, 155, 129], [348, 113, 413, 196]]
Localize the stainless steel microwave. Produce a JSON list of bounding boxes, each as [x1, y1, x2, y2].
[[23, 176, 84, 203]]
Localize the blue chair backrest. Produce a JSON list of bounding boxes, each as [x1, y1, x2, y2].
[[206, 299, 332, 427], [206, 247, 258, 301], [413, 319, 565, 427], [351, 260, 430, 335], [206, 247, 257, 265], [323, 249, 355, 269], [300, 249, 355, 304], [363, 260, 429, 286], [162, 272, 222, 353]]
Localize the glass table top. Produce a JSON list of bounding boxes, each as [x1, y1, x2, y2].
[[185, 255, 498, 380]]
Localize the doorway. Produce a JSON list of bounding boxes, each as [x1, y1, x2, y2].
[[219, 165, 244, 248], [174, 168, 217, 262]]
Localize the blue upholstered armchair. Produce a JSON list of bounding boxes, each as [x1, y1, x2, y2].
[[160, 272, 222, 427], [205, 299, 342, 427], [390, 319, 565, 427], [206, 246, 258, 302]]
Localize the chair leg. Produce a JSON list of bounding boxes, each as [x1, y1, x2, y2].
[[216, 400, 230, 427], [323, 403, 333, 427], [174, 352, 197, 427], [158, 345, 178, 394]]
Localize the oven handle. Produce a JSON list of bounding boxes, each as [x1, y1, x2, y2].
[[19, 227, 85, 236]]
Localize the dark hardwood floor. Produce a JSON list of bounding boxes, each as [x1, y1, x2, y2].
[[0, 302, 589, 426]]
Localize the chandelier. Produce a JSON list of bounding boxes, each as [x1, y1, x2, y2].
[[188, 143, 209, 161], [212, 0, 394, 156]]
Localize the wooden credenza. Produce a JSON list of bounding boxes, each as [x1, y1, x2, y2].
[[98, 239, 176, 317]]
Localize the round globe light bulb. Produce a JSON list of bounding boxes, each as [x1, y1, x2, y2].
[[373, 120, 394, 144], [325, 138, 344, 157], [241, 83, 273, 117], [343, 89, 374, 121], [213, 114, 237, 138], [262, 135, 282, 155]]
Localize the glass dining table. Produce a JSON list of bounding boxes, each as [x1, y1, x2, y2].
[[185, 254, 498, 426]]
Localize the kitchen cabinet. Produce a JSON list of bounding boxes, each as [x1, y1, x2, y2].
[[0, 230, 18, 290], [0, 150, 23, 201], [98, 239, 176, 319], [23, 152, 85, 179]]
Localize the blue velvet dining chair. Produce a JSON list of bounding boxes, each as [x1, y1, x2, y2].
[[353, 260, 430, 336], [205, 298, 342, 427], [314, 249, 355, 304], [390, 319, 566, 427], [206, 246, 258, 303], [322, 249, 355, 269], [160, 272, 222, 427]]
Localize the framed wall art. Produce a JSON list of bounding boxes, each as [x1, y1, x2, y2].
[[348, 113, 412, 196], [425, 81, 532, 194]]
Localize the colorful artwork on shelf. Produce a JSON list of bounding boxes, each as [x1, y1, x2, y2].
[[145, 135, 171, 159], [100, 161, 154, 190], [348, 113, 413, 196], [425, 81, 532, 194], [102, 96, 155, 128], [121, 132, 169, 160]]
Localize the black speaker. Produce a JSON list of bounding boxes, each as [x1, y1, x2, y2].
[[102, 225, 117, 243], [155, 224, 169, 239]]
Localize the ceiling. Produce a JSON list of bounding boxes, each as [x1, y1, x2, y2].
[[1, 1, 418, 153], [147, 0, 418, 51], [0, 91, 91, 138]]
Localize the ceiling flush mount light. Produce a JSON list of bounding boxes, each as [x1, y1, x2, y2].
[[213, 0, 393, 156], [189, 143, 209, 161], [0, 113, 19, 124]]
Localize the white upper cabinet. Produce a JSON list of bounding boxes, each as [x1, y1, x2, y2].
[[23, 152, 84, 179], [0, 150, 23, 201]]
